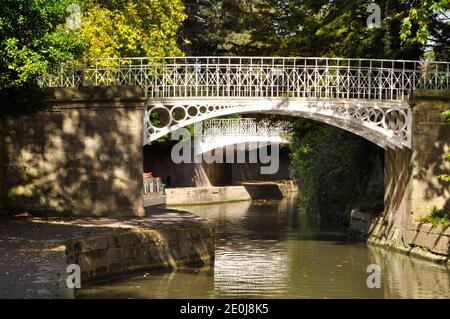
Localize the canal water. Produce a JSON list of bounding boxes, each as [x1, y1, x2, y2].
[[77, 195, 450, 299]]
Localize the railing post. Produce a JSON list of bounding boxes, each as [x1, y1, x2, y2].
[[357, 59, 361, 100], [447, 63, 449, 90], [271, 58, 274, 98], [184, 62, 188, 97], [390, 61, 394, 100], [227, 58, 231, 97], [325, 58, 329, 98], [336, 59, 340, 98], [216, 60, 220, 97], [347, 60, 350, 99], [401, 61, 405, 100], [379, 61, 383, 100]]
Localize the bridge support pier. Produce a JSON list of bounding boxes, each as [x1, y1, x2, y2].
[[0, 86, 146, 217], [371, 90, 450, 248]]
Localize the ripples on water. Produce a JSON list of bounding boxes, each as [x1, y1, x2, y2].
[[77, 195, 450, 299]]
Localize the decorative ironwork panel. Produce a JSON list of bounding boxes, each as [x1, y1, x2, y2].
[[40, 57, 449, 102], [200, 118, 287, 137]]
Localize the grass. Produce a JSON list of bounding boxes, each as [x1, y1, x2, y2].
[[419, 209, 450, 225]]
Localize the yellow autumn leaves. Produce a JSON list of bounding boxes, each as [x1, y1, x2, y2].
[[80, 0, 186, 58]]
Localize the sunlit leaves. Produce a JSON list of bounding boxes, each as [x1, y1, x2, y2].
[[0, 0, 85, 87], [81, 0, 186, 58], [400, 0, 449, 46]]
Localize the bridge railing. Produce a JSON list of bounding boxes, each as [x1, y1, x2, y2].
[[39, 57, 450, 101], [201, 118, 289, 137]]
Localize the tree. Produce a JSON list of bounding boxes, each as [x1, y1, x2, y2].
[[0, 0, 85, 115], [182, 0, 448, 60], [237, 0, 428, 59], [400, 0, 450, 60], [81, 0, 186, 58], [0, 0, 84, 88]]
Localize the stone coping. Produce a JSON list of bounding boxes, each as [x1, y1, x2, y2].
[[0, 208, 214, 298]]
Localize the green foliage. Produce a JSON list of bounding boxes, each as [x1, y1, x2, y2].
[[400, 0, 450, 60], [0, 0, 187, 116], [0, 0, 85, 88], [0, 0, 85, 115], [419, 208, 450, 225], [438, 109, 450, 182], [180, 0, 248, 55], [81, 0, 186, 58], [443, 110, 450, 122], [182, 0, 433, 59], [290, 120, 384, 227]]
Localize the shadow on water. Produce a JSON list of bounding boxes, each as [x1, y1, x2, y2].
[[77, 194, 450, 299]]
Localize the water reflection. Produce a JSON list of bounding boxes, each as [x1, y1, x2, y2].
[[77, 195, 450, 299], [368, 246, 450, 298]]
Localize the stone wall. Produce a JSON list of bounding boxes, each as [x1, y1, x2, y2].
[[143, 146, 295, 188], [231, 147, 296, 183], [365, 90, 450, 260], [143, 146, 231, 187], [236, 180, 298, 199], [166, 181, 298, 205], [66, 216, 214, 283], [166, 186, 252, 205], [0, 86, 145, 217], [0, 129, 5, 214]]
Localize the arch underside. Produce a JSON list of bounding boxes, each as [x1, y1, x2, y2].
[[194, 135, 289, 155], [144, 98, 411, 150]]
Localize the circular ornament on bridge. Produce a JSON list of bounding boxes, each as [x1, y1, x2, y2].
[[355, 108, 369, 121], [383, 109, 407, 132], [199, 105, 208, 114], [148, 106, 172, 130], [187, 106, 199, 118], [338, 105, 347, 114], [347, 107, 356, 117], [368, 108, 384, 125], [171, 106, 187, 123], [400, 130, 408, 140]]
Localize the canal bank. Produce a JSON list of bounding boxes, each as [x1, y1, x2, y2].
[[166, 180, 298, 206], [0, 208, 214, 298], [349, 211, 450, 265]]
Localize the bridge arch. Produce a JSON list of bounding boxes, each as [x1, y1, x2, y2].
[[144, 98, 410, 150]]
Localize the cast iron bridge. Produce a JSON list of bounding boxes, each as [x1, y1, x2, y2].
[[40, 57, 450, 149], [194, 118, 289, 155]]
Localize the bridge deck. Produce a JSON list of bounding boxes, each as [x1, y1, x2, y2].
[[39, 57, 450, 149]]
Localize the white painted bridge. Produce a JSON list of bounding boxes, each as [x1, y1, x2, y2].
[[40, 57, 450, 149], [194, 118, 289, 155]]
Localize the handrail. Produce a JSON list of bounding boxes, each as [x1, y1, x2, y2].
[[39, 56, 450, 101]]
